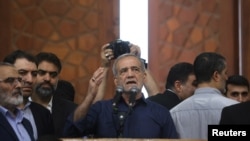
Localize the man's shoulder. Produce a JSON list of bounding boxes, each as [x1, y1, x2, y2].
[[147, 93, 164, 100], [53, 96, 76, 103], [53, 97, 77, 108], [146, 99, 170, 111], [30, 102, 51, 113], [148, 90, 177, 100], [170, 95, 195, 112], [211, 94, 239, 106], [224, 101, 250, 111]]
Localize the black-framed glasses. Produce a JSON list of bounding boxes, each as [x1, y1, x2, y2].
[[0, 77, 23, 85], [37, 69, 58, 78]]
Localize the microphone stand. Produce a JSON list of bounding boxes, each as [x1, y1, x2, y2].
[[112, 86, 123, 114], [128, 87, 137, 115], [118, 87, 138, 137], [113, 87, 138, 138], [112, 86, 125, 137]]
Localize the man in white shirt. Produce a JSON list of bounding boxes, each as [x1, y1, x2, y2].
[[170, 52, 238, 140]]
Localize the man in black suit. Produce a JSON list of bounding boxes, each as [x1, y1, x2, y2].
[[220, 101, 250, 124], [0, 62, 35, 141], [31, 52, 77, 137], [147, 62, 196, 109], [3, 50, 54, 140]]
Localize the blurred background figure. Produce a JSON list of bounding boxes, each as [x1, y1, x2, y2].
[[170, 52, 239, 140], [3, 50, 54, 140], [224, 74, 250, 102], [31, 52, 77, 137], [148, 62, 196, 110], [0, 62, 35, 141]]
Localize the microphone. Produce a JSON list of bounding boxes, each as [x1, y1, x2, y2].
[[129, 86, 138, 107], [112, 86, 123, 113]]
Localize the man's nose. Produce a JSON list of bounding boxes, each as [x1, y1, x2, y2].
[[43, 73, 52, 81], [23, 73, 34, 83], [238, 95, 243, 102], [127, 69, 135, 76]]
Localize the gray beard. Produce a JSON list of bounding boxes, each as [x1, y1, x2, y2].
[[35, 83, 55, 98], [0, 92, 23, 107], [12, 95, 23, 106]]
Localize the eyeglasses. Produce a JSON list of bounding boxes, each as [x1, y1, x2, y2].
[[37, 69, 58, 78], [0, 77, 23, 85]]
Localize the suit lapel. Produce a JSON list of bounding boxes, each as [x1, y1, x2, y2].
[[0, 113, 19, 140]]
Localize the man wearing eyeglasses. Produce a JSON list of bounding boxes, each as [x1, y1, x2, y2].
[[31, 52, 77, 138], [0, 62, 35, 141], [3, 50, 54, 140]]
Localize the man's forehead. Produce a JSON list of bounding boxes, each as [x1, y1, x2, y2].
[[14, 58, 36, 68], [228, 84, 248, 89], [119, 65, 139, 70], [0, 66, 18, 76], [117, 62, 140, 69], [118, 56, 140, 64], [38, 61, 58, 71]]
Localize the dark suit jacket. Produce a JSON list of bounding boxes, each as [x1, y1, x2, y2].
[[29, 102, 54, 137], [220, 101, 250, 124], [147, 90, 181, 110], [0, 111, 35, 141], [52, 97, 77, 137]]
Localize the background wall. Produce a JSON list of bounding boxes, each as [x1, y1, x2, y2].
[[0, 0, 119, 104], [0, 0, 246, 104], [148, 0, 238, 90], [242, 0, 250, 80]]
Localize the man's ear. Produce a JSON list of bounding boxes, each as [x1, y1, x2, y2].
[[212, 71, 220, 82], [174, 80, 182, 92], [114, 77, 118, 86], [143, 71, 147, 80]]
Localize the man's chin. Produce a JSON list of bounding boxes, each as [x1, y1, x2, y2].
[[22, 92, 32, 98], [11, 96, 23, 105]]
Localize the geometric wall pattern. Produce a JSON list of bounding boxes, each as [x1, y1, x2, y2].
[[149, 0, 237, 90], [0, 0, 239, 103], [7, 0, 118, 103]]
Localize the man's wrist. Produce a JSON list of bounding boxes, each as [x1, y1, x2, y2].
[[101, 61, 111, 68]]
